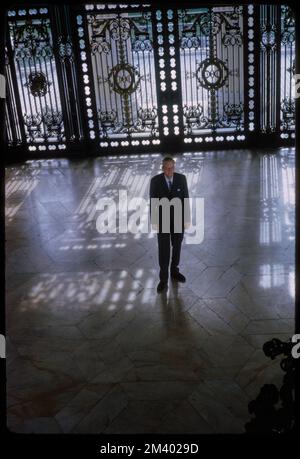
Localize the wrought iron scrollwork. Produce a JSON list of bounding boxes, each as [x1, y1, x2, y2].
[[222, 103, 244, 130], [58, 35, 74, 61], [198, 11, 223, 36], [42, 106, 64, 140], [98, 110, 117, 138], [183, 101, 244, 134], [6, 5, 295, 148], [280, 98, 295, 130], [109, 17, 131, 41], [23, 107, 63, 142], [87, 9, 157, 139], [132, 38, 152, 52], [8, 12, 65, 145], [25, 71, 51, 97], [260, 24, 277, 51], [222, 6, 243, 47], [90, 38, 111, 55], [23, 113, 43, 142], [280, 5, 295, 133], [179, 6, 244, 135], [137, 107, 157, 135], [222, 30, 242, 47], [281, 5, 295, 44], [180, 36, 202, 50], [11, 19, 53, 59], [183, 104, 206, 134]]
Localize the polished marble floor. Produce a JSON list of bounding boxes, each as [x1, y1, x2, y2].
[[5, 148, 295, 433]]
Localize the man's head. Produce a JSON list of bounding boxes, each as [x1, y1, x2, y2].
[[162, 156, 175, 178]]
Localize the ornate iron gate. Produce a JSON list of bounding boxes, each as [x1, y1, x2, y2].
[[6, 8, 65, 148], [4, 3, 296, 157], [280, 5, 295, 138], [86, 9, 159, 140], [178, 6, 244, 137]]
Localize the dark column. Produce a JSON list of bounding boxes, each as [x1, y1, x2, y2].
[[0, 4, 6, 433]]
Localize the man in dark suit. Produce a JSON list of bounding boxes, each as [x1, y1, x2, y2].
[[150, 157, 191, 293]]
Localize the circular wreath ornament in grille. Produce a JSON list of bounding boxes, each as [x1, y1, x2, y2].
[[108, 63, 141, 95], [196, 58, 228, 90], [26, 71, 50, 97]]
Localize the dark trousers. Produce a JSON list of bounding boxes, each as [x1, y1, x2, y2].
[[157, 232, 184, 282]]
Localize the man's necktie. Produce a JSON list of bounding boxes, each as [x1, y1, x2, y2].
[[168, 180, 172, 191]]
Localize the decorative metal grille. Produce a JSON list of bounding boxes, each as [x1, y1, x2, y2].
[[53, 5, 85, 143], [7, 8, 65, 149], [4, 3, 296, 156], [177, 5, 245, 142], [259, 4, 279, 134], [280, 5, 295, 138], [85, 5, 159, 141]]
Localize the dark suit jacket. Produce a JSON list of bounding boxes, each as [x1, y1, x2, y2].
[[149, 172, 191, 233]]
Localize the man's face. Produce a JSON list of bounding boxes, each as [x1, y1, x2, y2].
[[162, 160, 175, 178]]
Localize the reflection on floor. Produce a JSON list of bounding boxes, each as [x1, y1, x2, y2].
[[5, 148, 295, 433]]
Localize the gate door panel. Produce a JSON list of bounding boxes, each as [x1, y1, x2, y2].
[[83, 5, 160, 146], [6, 8, 66, 149], [177, 5, 245, 143]]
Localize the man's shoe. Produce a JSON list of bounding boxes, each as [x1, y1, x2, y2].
[[157, 281, 168, 293], [171, 272, 186, 283]]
